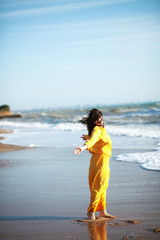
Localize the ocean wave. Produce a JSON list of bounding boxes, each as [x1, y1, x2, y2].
[[0, 120, 52, 129], [0, 120, 160, 139], [0, 120, 86, 131], [51, 122, 85, 131], [114, 150, 160, 171], [106, 125, 160, 139]]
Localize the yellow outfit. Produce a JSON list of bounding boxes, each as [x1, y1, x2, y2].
[[85, 126, 112, 213]]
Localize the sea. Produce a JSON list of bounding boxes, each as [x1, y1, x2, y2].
[[0, 102, 160, 171]]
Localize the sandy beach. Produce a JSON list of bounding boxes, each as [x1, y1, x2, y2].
[[0, 129, 160, 240]]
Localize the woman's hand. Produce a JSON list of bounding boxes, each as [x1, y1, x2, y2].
[[74, 147, 83, 155], [81, 135, 88, 140], [74, 145, 88, 155]]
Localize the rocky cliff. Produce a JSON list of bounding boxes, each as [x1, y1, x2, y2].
[[0, 105, 22, 119]]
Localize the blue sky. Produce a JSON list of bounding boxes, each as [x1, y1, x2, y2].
[[0, 0, 160, 110]]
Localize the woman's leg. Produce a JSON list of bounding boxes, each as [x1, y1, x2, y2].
[[88, 154, 110, 214], [87, 155, 96, 219]]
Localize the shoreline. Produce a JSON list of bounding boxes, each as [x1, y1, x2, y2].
[[0, 143, 26, 152], [0, 128, 26, 152]]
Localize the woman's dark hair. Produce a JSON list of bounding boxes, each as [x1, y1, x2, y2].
[[79, 108, 104, 136]]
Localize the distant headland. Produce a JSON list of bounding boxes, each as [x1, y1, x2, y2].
[[0, 105, 22, 119]]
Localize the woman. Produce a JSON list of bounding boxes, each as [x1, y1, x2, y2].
[[74, 109, 115, 220]]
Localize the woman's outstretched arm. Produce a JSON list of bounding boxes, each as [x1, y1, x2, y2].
[[74, 144, 88, 155]]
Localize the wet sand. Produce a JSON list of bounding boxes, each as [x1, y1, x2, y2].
[[0, 135, 160, 239], [0, 143, 26, 153], [0, 129, 25, 152]]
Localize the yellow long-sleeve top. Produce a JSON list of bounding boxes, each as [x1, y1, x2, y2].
[[84, 126, 112, 156]]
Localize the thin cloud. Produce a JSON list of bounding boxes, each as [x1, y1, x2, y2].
[[5, 14, 160, 44], [0, 0, 64, 7], [5, 13, 159, 31], [0, 0, 137, 18]]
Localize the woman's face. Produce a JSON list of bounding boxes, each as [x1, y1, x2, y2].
[[94, 116, 103, 126]]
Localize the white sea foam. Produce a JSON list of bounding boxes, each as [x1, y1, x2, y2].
[[51, 123, 85, 131], [1, 120, 160, 139], [106, 125, 160, 139], [0, 120, 52, 129], [0, 128, 83, 148], [52, 123, 160, 139], [114, 150, 160, 171]]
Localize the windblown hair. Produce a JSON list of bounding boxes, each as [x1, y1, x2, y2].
[[79, 108, 104, 136]]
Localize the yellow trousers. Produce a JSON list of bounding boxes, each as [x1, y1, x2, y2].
[[88, 153, 110, 213]]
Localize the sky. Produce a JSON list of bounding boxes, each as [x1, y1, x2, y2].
[[0, 0, 160, 110]]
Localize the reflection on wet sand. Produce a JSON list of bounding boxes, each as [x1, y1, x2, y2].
[[0, 159, 21, 168], [87, 221, 108, 240]]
